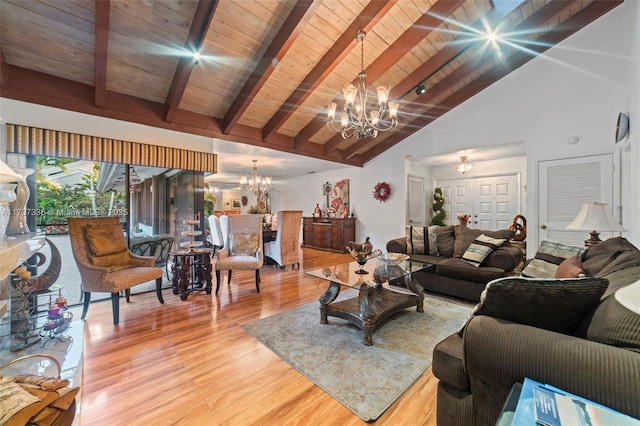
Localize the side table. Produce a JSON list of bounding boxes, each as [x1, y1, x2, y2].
[[169, 248, 213, 300]]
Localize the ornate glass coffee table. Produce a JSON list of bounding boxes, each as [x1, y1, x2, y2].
[[306, 259, 432, 345]]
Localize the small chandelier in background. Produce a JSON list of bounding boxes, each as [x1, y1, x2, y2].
[[455, 156, 473, 174], [239, 160, 271, 195], [326, 30, 399, 140], [205, 183, 218, 195], [129, 166, 141, 191]]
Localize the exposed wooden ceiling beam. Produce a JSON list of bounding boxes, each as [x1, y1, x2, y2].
[[164, 0, 218, 123], [0, 48, 8, 89], [94, 0, 110, 108], [360, 0, 624, 164], [293, 0, 467, 150], [261, 0, 396, 143], [221, 0, 319, 135], [1, 62, 363, 168]]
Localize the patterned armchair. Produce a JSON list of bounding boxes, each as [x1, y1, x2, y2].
[[264, 210, 303, 269], [68, 216, 164, 325], [214, 214, 263, 294]]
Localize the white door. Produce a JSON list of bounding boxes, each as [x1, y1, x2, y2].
[[437, 174, 520, 230], [475, 175, 520, 230], [438, 180, 472, 226], [539, 154, 615, 246], [407, 175, 425, 227]]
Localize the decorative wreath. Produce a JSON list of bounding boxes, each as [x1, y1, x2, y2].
[[373, 182, 392, 202]]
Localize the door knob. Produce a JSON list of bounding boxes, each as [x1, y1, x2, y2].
[[540, 224, 547, 229]]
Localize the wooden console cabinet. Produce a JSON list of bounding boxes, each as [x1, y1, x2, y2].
[[302, 217, 355, 253]]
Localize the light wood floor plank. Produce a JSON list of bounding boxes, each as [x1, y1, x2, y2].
[[81, 248, 448, 425]]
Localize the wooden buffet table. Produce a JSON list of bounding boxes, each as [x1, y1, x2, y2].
[[302, 217, 355, 253]]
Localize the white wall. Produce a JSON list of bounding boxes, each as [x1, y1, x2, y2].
[[1, 2, 638, 253]]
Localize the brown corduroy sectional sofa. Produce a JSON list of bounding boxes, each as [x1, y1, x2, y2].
[[432, 237, 640, 426], [386, 225, 523, 302]]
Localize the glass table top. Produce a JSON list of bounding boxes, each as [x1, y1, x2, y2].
[[306, 258, 432, 291]]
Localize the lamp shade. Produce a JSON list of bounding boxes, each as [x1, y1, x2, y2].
[[566, 202, 626, 232], [0, 158, 23, 182]]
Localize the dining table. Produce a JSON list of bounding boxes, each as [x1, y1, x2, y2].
[[263, 229, 277, 243]]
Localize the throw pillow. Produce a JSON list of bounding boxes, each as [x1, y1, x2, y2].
[[85, 223, 131, 267], [555, 256, 585, 278], [457, 276, 609, 337], [406, 225, 438, 256], [230, 233, 260, 256], [574, 280, 640, 353], [582, 237, 639, 276], [521, 240, 586, 278], [461, 234, 506, 267], [85, 223, 128, 256], [435, 225, 455, 257], [453, 226, 514, 258]]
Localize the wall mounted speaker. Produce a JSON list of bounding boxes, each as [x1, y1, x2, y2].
[[615, 112, 629, 143]]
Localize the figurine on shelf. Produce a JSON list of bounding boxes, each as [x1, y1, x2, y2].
[[313, 203, 322, 217], [509, 214, 527, 241]]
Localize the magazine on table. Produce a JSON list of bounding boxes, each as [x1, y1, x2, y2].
[[511, 377, 640, 426]]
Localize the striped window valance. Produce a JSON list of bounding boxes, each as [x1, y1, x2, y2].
[[6, 124, 217, 173]]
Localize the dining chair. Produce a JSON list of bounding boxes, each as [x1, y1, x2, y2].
[[214, 214, 263, 294], [67, 216, 164, 325], [264, 210, 303, 269], [219, 215, 230, 251], [207, 214, 224, 252]]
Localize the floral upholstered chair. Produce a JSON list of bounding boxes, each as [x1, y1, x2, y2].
[[68, 216, 164, 325], [214, 214, 263, 294]]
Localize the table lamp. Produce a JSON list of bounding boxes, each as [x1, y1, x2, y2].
[[566, 202, 626, 247]]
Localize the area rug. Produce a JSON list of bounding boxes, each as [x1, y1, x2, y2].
[[241, 293, 471, 421]]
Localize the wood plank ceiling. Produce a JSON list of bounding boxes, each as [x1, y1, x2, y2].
[[0, 0, 623, 168]]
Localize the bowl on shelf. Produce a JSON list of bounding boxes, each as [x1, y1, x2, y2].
[[377, 252, 410, 266]]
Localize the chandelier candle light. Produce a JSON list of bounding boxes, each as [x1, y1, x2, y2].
[[326, 30, 399, 139], [240, 160, 272, 196]]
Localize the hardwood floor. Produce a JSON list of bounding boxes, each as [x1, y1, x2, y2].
[[80, 248, 442, 425]]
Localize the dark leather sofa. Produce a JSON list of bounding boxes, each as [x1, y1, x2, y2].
[[386, 225, 523, 302]]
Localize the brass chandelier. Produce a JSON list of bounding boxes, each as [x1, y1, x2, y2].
[[326, 30, 399, 139]]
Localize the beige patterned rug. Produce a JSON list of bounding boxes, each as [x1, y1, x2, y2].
[[241, 293, 471, 421]]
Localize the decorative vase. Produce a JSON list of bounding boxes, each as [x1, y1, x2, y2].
[[457, 214, 470, 227], [7, 168, 34, 235], [0, 183, 17, 242]]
